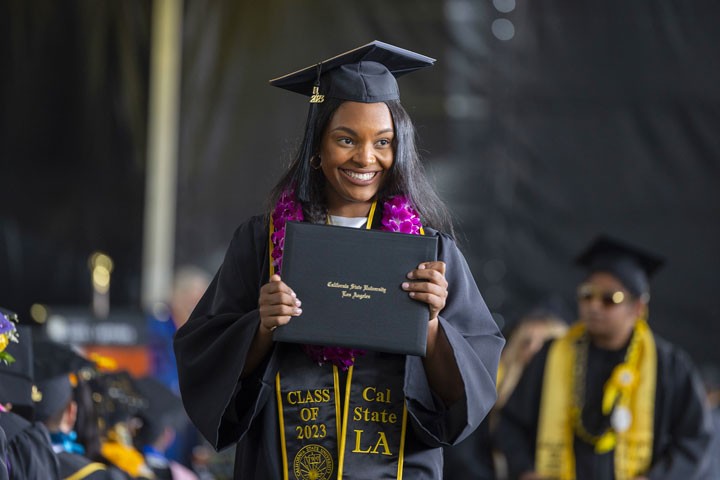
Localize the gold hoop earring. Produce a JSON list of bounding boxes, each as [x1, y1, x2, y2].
[[310, 155, 322, 170]]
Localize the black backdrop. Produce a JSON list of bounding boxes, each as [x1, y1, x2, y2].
[[0, 1, 149, 309], [2, 0, 719, 365]]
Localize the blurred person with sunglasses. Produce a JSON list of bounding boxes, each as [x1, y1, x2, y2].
[[495, 236, 713, 480]]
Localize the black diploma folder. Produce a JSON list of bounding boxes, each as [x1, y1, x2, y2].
[[272, 221, 438, 356]]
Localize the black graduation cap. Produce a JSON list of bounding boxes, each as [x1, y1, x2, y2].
[[269, 40, 435, 103], [575, 235, 665, 297], [88, 370, 147, 428], [32, 339, 94, 422], [0, 320, 34, 414], [132, 376, 187, 448]]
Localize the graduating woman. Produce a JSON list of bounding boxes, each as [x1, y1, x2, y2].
[[174, 41, 504, 479]]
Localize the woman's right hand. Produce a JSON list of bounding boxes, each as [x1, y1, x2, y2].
[[258, 274, 302, 333]]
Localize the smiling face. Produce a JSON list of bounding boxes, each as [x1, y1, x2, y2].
[[319, 101, 395, 217]]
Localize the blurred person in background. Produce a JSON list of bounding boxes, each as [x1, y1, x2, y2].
[[443, 299, 569, 479], [147, 266, 212, 471], [494, 299, 571, 414], [33, 339, 127, 479], [148, 265, 212, 395], [88, 371, 154, 479], [132, 376, 198, 480], [495, 236, 713, 480], [0, 311, 61, 479], [74, 370, 115, 470]]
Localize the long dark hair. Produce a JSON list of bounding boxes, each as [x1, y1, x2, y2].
[[73, 377, 103, 461], [269, 98, 455, 237]]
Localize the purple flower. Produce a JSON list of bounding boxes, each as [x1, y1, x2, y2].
[[271, 188, 305, 275], [381, 196, 421, 235], [302, 345, 366, 371], [0, 313, 14, 335]]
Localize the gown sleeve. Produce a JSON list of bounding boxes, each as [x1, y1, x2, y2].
[[2, 414, 61, 480], [646, 339, 714, 479], [173, 216, 271, 451], [403, 232, 505, 447]]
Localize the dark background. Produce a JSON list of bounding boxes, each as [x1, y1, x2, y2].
[[2, 0, 719, 366]]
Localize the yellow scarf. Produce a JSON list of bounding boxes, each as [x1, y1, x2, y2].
[[101, 440, 154, 478], [535, 319, 656, 480]]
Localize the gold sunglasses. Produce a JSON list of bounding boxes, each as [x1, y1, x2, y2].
[[577, 284, 626, 307]]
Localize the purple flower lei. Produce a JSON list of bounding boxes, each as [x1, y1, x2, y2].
[[380, 195, 422, 235], [270, 189, 423, 370]]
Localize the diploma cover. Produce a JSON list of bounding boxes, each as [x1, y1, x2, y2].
[[273, 221, 438, 356]]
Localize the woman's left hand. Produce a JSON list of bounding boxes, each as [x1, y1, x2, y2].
[[402, 261, 448, 321]]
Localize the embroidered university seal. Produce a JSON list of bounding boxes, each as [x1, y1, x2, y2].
[[293, 444, 334, 480]]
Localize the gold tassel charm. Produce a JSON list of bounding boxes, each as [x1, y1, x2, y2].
[[310, 85, 325, 103]]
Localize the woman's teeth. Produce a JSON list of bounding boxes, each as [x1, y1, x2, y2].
[[344, 170, 377, 181]]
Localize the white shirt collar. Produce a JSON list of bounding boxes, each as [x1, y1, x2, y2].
[[328, 215, 368, 229]]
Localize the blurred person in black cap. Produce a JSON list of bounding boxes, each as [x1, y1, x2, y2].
[[33, 339, 128, 479], [174, 40, 504, 479], [73, 369, 112, 468], [131, 377, 198, 480], [87, 371, 154, 479], [495, 236, 713, 479], [0, 310, 61, 479]]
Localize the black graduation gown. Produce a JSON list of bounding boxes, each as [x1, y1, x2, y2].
[[56, 451, 129, 480], [494, 335, 714, 480], [174, 215, 504, 479], [0, 424, 8, 480], [0, 411, 60, 479], [705, 408, 720, 479]]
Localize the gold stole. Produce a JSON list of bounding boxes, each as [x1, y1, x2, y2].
[[535, 320, 656, 480], [275, 350, 408, 480]]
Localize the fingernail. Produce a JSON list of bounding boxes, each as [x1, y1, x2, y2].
[[402, 282, 410, 290], [406, 272, 414, 279], [294, 308, 302, 315], [409, 292, 416, 298], [291, 291, 297, 297], [295, 299, 302, 307], [418, 264, 426, 269]]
